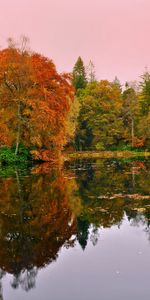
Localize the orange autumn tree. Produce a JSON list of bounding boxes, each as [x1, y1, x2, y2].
[[0, 38, 74, 160]]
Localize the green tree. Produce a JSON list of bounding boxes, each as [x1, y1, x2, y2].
[[65, 97, 80, 150], [137, 71, 150, 148], [72, 57, 87, 92], [139, 71, 150, 115], [122, 84, 140, 147], [77, 217, 90, 250], [75, 80, 123, 150]]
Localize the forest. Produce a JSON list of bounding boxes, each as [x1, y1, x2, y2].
[[0, 37, 150, 163]]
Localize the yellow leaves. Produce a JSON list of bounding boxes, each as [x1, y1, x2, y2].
[[30, 150, 41, 160], [30, 136, 42, 147], [23, 108, 32, 117], [65, 97, 80, 141]]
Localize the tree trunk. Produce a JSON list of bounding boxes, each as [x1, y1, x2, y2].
[[131, 118, 134, 147], [15, 102, 21, 155]]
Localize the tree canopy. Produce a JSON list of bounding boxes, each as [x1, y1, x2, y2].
[[0, 41, 74, 161], [72, 56, 87, 92]]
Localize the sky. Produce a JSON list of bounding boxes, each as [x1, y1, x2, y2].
[[0, 0, 149, 84]]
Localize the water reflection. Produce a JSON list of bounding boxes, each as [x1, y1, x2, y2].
[[0, 159, 150, 297], [0, 164, 76, 297]]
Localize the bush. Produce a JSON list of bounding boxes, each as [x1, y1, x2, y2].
[[0, 145, 31, 164], [108, 144, 144, 152]]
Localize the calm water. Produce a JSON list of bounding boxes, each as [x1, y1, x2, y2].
[[1, 158, 150, 299]]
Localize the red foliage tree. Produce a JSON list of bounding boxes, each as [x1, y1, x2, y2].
[[0, 42, 74, 160]]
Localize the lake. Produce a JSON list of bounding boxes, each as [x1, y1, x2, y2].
[[1, 158, 150, 300]]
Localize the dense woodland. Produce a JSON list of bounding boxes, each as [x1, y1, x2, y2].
[[1, 38, 150, 162]]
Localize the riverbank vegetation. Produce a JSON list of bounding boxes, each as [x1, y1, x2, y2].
[[1, 37, 150, 163]]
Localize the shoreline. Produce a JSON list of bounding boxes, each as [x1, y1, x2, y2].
[[64, 151, 150, 161]]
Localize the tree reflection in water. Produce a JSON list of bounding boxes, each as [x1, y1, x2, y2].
[[0, 163, 77, 296], [0, 159, 150, 296]]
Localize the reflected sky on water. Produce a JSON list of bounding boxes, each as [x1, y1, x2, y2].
[[0, 159, 150, 300]]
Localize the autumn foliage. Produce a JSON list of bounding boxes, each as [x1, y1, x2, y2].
[[0, 42, 74, 161]]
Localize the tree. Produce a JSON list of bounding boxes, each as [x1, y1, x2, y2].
[[87, 60, 96, 83], [77, 217, 90, 250], [122, 84, 140, 147], [75, 80, 123, 150], [137, 71, 150, 148], [113, 76, 121, 89], [65, 97, 80, 149], [0, 40, 32, 154], [72, 56, 87, 92], [29, 54, 74, 160], [0, 39, 74, 160], [0, 166, 77, 290], [139, 71, 150, 115]]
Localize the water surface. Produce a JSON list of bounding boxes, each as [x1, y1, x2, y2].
[[1, 159, 150, 299]]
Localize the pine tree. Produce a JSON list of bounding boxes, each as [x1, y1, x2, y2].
[[72, 56, 87, 91]]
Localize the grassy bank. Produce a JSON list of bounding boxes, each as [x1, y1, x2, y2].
[[1, 147, 150, 165], [64, 151, 150, 161], [0, 146, 63, 165]]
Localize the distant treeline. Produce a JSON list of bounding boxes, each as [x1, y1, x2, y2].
[[69, 56, 150, 152]]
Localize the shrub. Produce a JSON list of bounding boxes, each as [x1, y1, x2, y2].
[[0, 145, 31, 164]]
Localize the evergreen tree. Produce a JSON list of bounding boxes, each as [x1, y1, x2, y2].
[[72, 56, 87, 92], [77, 217, 89, 250]]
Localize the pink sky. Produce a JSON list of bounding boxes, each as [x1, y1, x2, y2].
[[0, 0, 149, 83]]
